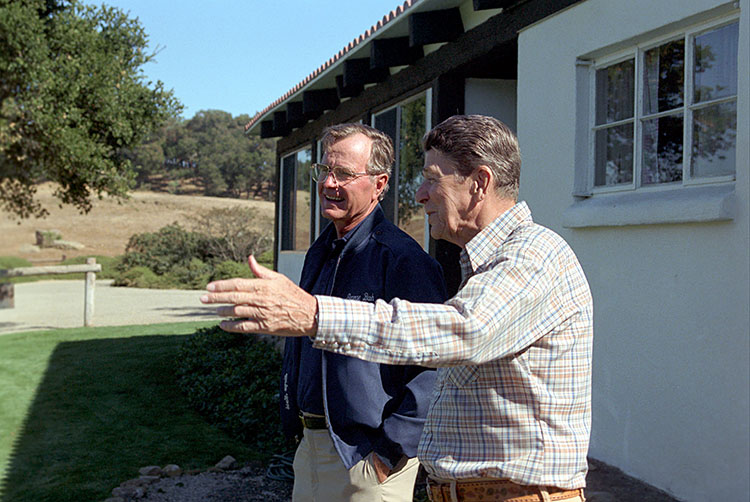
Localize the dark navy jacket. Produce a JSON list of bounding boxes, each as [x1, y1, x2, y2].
[[280, 205, 447, 469]]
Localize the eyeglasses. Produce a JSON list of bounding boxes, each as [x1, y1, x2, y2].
[[311, 163, 370, 184]]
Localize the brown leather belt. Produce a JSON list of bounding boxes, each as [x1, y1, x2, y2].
[[426, 478, 583, 502], [299, 413, 327, 430]]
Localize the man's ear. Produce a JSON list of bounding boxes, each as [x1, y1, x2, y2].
[[473, 167, 492, 198], [374, 174, 389, 199]]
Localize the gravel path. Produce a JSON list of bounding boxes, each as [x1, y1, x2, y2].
[[134, 465, 293, 502], [0, 279, 219, 334]]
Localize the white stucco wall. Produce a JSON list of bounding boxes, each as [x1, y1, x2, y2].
[[517, 0, 749, 500], [465, 79, 517, 132]]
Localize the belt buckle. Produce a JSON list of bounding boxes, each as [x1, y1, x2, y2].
[[426, 478, 455, 502]]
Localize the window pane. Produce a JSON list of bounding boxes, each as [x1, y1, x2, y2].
[[691, 101, 736, 178], [596, 59, 634, 125], [280, 155, 296, 250], [694, 22, 738, 103], [595, 123, 634, 186], [642, 114, 683, 185], [398, 97, 427, 244], [294, 149, 312, 250], [643, 40, 684, 115], [374, 108, 398, 223]]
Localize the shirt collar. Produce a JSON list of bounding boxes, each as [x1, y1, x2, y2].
[[460, 201, 533, 278]]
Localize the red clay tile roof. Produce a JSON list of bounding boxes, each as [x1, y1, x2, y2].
[[245, 0, 421, 132]]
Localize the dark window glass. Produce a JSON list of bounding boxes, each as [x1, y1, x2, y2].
[[643, 40, 684, 115], [641, 114, 684, 185]]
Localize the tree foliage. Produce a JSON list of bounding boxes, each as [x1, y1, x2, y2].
[[127, 110, 276, 200], [0, 0, 181, 218]]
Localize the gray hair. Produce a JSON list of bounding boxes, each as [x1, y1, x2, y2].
[[422, 115, 520, 200], [321, 123, 394, 200]]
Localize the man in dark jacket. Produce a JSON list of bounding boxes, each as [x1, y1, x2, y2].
[[281, 123, 447, 502]]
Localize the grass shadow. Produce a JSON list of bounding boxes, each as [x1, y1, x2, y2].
[[0, 325, 257, 502]]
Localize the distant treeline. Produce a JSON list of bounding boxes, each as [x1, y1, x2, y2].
[[124, 110, 277, 200]]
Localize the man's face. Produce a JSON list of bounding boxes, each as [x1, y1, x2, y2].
[[319, 133, 387, 237], [416, 149, 475, 247]]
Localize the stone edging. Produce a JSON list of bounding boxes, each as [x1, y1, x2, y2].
[[103, 455, 239, 502]]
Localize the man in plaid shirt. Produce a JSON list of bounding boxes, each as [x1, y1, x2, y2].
[[203, 115, 593, 502]]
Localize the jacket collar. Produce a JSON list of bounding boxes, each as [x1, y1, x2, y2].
[[300, 205, 386, 290]]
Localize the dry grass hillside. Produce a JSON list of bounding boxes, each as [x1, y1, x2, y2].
[[0, 184, 275, 263]]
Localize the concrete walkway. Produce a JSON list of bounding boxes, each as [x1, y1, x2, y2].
[[0, 280, 220, 334]]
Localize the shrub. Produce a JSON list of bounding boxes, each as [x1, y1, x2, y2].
[[168, 258, 212, 289], [112, 265, 167, 288], [175, 325, 286, 451], [187, 207, 272, 263], [113, 207, 273, 290], [211, 260, 255, 281], [119, 223, 211, 276]]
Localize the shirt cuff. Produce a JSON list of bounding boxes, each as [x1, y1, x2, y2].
[[313, 295, 374, 348]]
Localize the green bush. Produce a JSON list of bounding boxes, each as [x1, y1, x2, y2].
[[120, 223, 212, 276], [211, 260, 256, 281], [169, 258, 212, 289], [112, 265, 167, 288], [175, 325, 286, 451], [255, 249, 274, 269]]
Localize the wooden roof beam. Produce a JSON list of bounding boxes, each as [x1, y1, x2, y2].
[[273, 111, 290, 136], [285, 101, 306, 129], [409, 8, 464, 47], [336, 75, 363, 99], [344, 58, 390, 88], [370, 37, 424, 69], [302, 88, 340, 118], [473, 0, 518, 10], [259, 120, 276, 138]]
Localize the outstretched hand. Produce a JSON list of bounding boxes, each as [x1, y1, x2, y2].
[[200, 255, 318, 337]]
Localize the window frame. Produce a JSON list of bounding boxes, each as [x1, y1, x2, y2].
[[278, 145, 314, 252], [371, 88, 433, 250], [586, 15, 739, 196]]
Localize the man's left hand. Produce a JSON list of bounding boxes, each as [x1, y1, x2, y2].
[[200, 255, 318, 337]]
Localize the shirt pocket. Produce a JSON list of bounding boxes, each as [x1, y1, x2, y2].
[[445, 365, 479, 388]]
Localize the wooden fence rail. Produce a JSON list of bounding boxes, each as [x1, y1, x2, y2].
[[0, 257, 102, 327]]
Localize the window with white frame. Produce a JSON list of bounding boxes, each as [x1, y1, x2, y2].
[[590, 18, 738, 193]]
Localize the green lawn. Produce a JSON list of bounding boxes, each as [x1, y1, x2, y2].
[[0, 321, 261, 502]]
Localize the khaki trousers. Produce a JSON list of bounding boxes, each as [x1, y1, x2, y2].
[[292, 427, 419, 502]]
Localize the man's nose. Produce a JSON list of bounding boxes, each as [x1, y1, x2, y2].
[[322, 171, 339, 187], [415, 181, 428, 205]]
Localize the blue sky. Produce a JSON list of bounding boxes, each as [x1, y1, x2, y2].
[[90, 1, 401, 119]]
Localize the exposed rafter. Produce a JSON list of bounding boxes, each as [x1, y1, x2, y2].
[[336, 75, 364, 99], [343, 58, 390, 88], [370, 37, 424, 69], [473, 0, 518, 10], [409, 8, 463, 47], [302, 89, 340, 117], [285, 101, 306, 129]]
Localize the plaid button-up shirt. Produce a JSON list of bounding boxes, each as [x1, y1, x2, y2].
[[315, 202, 593, 489]]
